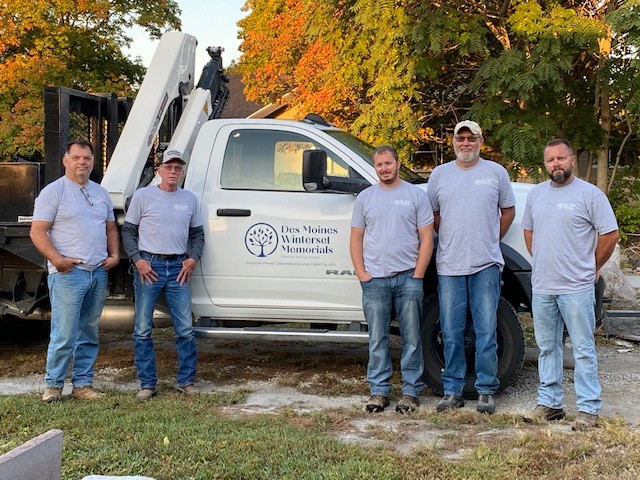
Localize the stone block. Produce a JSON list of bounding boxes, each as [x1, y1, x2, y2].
[[0, 429, 63, 480], [605, 310, 640, 338]]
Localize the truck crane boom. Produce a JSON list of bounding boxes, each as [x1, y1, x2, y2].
[[100, 31, 228, 213]]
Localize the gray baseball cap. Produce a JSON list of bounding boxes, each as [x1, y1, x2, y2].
[[162, 149, 185, 164]]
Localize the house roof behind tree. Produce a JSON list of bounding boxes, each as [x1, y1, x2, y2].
[[219, 73, 265, 118]]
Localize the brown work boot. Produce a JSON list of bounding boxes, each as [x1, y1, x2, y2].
[[71, 386, 105, 400], [136, 388, 157, 401], [572, 412, 599, 431], [396, 394, 419, 414], [42, 387, 63, 403], [522, 404, 566, 423], [365, 395, 390, 413], [177, 384, 200, 395]]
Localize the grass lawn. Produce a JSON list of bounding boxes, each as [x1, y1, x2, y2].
[[1, 390, 639, 479]]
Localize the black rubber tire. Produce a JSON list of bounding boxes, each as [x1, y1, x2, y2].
[[421, 294, 525, 399]]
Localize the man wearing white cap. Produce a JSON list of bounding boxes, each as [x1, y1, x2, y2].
[[427, 120, 515, 414], [122, 149, 205, 401]]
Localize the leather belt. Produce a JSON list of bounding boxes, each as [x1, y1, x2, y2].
[[143, 252, 186, 260]]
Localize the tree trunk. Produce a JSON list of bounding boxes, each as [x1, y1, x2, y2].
[[596, 147, 609, 192], [585, 153, 593, 183], [595, 6, 613, 192]]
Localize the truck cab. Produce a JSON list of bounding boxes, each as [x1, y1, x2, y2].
[[183, 116, 534, 397], [186, 117, 532, 325]]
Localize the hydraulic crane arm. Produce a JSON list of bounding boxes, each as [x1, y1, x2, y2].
[[101, 31, 196, 211], [161, 46, 229, 175], [101, 31, 228, 212]]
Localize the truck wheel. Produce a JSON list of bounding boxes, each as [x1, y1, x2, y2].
[[420, 294, 524, 399]]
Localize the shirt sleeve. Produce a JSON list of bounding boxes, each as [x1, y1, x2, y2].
[[124, 191, 142, 226], [498, 167, 516, 209], [591, 190, 619, 234], [427, 169, 440, 211], [98, 185, 116, 222], [521, 191, 534, 231], [32, 184, 60, 222], [189, 194, 203, 228], [417, 188, 434, 227], [351, 191, 366, 228], [188, 226, 205, 261], [121, 221, 142, 262]]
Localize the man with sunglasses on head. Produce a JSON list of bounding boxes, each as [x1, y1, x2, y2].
[[427, 121, 515, 414], [122, 150, 205, 401], [31, 139, 120, 403]]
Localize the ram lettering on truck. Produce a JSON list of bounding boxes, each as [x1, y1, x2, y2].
[[0, 31, 539, 397]]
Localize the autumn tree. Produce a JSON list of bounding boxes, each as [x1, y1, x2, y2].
[[238, 0, 430, 160], [0, 0, 181, 160], [458, 0, 640, 189], [239, 0, 640, 187]]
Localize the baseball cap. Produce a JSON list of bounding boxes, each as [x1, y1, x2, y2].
[[454, 120, 482, 136], [162, 149, 185, 164]]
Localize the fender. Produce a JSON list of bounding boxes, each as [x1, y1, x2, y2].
[[500, 242, 532, 311]]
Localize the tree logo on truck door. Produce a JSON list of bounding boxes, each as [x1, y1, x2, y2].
[[245, 223, 279, 257]]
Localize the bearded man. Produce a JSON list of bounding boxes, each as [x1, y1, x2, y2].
[[427, 121, 516, 414], [522, 138, 618, 430]]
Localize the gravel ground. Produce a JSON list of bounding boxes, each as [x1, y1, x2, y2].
[[1, 329, 639, 429]]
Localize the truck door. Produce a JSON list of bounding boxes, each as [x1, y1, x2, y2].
[[198, 125, 370, 322]]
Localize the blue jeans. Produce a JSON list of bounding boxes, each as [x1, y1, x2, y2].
[[361, 270, 424, 398], [133, 254, 197, 389], [438, 265, 501, 395], [45, 267, 108, 388], [532, 288, 601, 414]]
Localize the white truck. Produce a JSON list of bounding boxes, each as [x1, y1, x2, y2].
[[0, 32, 536, 397]]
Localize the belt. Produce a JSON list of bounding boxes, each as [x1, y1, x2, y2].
[[143, 252, 186, 260]]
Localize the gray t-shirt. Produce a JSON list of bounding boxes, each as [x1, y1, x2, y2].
[[124, 185, 203, 254], [351, 180, 434, 278], [522, 177, 618, 294], [427, 158, 515, 275], [33, 176, 115, 274]]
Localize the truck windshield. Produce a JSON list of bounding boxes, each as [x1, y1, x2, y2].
[[324, 130, 426, 184]]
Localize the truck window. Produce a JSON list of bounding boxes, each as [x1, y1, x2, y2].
[[325, 129, 423, 183], [220, 129, 351, 191]]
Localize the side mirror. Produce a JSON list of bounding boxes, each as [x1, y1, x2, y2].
[[302, 150, 327, 192]]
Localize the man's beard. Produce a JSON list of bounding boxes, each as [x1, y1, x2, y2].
[[380, 171, 398, 184], [549, 167, 572, 183], [454, 146, 480, 163]]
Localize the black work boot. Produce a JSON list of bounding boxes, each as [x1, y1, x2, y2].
[[436, 393, 465, 412]]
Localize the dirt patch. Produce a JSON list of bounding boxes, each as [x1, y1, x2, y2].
[[1, 327, 639, 454]]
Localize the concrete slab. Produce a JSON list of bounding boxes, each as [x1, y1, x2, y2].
[[0, 429, 63, 480], [625, 275, 640, 289]]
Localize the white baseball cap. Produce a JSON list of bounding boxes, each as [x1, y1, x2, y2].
[[454, 120, 482, 136], [162, 149, 185, 164]]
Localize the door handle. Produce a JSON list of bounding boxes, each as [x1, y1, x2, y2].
[[217, 208, 251, 217]]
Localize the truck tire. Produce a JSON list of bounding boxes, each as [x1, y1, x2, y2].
[[420, 294, 524, 399]]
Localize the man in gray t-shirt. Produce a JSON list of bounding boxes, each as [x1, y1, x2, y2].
[[522, 138, 618, 431], [122, 149, 205, 401], [427, 120, 515, 414], [31, 139, 120, 403], [350, 145, 434, 414]]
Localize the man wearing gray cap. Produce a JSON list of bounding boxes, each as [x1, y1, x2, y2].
[[427, 121, 515, 414], [122, 150, 205, 401]]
